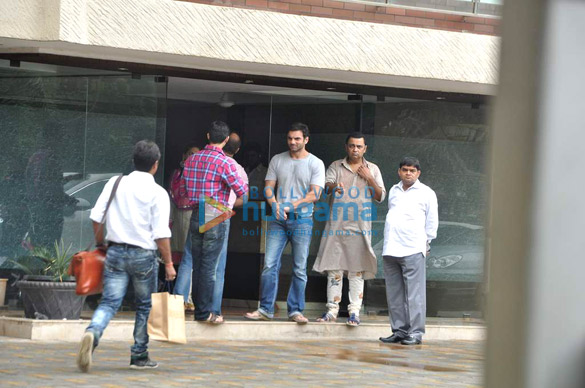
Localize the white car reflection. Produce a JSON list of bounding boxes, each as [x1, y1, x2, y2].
[[62, 173, 120, 252], [372, 221, 485, 283]]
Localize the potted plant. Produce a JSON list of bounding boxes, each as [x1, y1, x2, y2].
[[12, 240, 86, 319]]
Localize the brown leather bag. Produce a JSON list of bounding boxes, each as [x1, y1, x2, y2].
[[68, 175, 123, 296], [69, 248, 107, 295]]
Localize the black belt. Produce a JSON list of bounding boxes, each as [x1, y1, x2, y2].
[[109, 242, 143, 250], [285, 212, 301, 220]]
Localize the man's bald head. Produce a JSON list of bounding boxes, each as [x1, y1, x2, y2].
[[223, 132, 241, 156]]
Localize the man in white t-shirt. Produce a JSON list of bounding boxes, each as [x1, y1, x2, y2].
[[245, 123, 325, 324], [77, 140, 175, 372]]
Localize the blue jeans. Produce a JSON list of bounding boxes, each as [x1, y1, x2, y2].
[[189, 210, 228, 320], [174, 219, 230, 315], [174, 230, 193, 303], [258, 216, 313, 318], [213, 219, 230, 315], [86, 245, 158, 356]]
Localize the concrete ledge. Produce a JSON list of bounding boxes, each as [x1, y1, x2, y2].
[[0, 316, 486, 341]]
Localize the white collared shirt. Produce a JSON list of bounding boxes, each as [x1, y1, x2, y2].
[[90, 171, 171, 250], [382, 179, 438, 258]]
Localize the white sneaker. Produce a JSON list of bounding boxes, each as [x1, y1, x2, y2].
[[77, 331, 94, 373]]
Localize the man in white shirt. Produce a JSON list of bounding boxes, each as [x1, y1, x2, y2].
[[76, 140, 175, 372], [379, 156, 438, 346]]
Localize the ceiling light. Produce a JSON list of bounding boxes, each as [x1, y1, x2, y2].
[[436, 96, 446, 100], [117, 67, 128, 71], [326, 87, 336, 91], [218, 93, 235, 108], [244, 80, 254, 84]]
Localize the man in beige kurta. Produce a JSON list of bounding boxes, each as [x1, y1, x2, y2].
[[313, 132, 385, 326]]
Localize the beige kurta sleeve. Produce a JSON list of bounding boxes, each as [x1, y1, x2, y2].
[[370, 163, 386, 203], [324, 161, 338, 185]]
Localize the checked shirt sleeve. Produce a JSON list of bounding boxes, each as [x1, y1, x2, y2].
[[223, 159, 248, 198]]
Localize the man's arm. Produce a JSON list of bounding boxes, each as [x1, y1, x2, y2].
[[425, 190, 439, 242], [233, 191, 248, 208], [89, 177, 118, 249], [264, 179, 286, 220], [357, 164, 384, 202], [291, 184, 322, 210], [233, 166, 249, 207], [324, 162, 344, 195], [152, 189, 175, 280], [155, 238, 176, 281], [223, 161, 248, 198], [92, 221, 107, 250]]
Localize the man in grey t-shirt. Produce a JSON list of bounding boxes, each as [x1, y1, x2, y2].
[[245, 123, 325, 324]]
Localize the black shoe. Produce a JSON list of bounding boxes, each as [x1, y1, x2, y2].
[[379, 334, 405, 344], [400, 335, 422, 345], [130, 356, 159, 369]]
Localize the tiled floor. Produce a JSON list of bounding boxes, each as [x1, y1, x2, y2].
[[0, 336, 484, 387]]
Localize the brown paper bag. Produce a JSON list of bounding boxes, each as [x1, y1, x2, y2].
[[147, 292, 186, 344]]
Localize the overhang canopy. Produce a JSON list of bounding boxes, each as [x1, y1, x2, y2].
[[0, 0, 499, 95]]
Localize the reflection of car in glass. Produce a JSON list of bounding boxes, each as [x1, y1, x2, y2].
[[424, 222, 484, 283], [62, 173, 120, 252], [371, 221, 486, 315]]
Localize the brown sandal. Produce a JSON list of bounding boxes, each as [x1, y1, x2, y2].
[[199, 312, 223, 325]]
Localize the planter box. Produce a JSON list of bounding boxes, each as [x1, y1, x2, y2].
[[16, 278, 86, 320]]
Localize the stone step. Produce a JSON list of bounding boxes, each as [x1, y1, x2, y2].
[[0, 316, 485, 342]]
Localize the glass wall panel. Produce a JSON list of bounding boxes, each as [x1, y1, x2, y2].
[[0, 62, 488, 317], [367, 99, 488, 317], [0, 61, 166, 274]]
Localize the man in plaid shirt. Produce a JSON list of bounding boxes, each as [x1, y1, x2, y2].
[[180, 121, 247, 323]]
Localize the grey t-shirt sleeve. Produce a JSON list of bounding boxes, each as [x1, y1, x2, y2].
[[371, 163, 386, 203], [310, 156, 326, 188], [265, 155, 278, 181]]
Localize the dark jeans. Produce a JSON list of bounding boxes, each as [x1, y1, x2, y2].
[[190, 209, 228, 320], [86, 245, 158, 356]]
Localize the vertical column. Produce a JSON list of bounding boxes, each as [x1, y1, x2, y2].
[[487, 0, 585, 387]]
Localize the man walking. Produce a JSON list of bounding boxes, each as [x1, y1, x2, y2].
[[313, 132, 385, 326], [245, 122, 325, 324], [76, 140, 175, 372], [181, 121, 247, 323], [379, 157, 438, 345]]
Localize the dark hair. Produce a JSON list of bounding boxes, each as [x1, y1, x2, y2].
[[223, 132, 241, 155], [289, 122, 309, 138], [345, 132, 366, 145], [208, 121, 230, 144], [399, 156, 421, 171], [183, 143, 200, 154], [133, 140, 161, 172]]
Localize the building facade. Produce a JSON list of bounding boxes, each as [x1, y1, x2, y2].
[[0, 0, 499, 317]]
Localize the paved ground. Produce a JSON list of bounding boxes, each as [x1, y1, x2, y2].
[[0, 337, 484, 387]]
